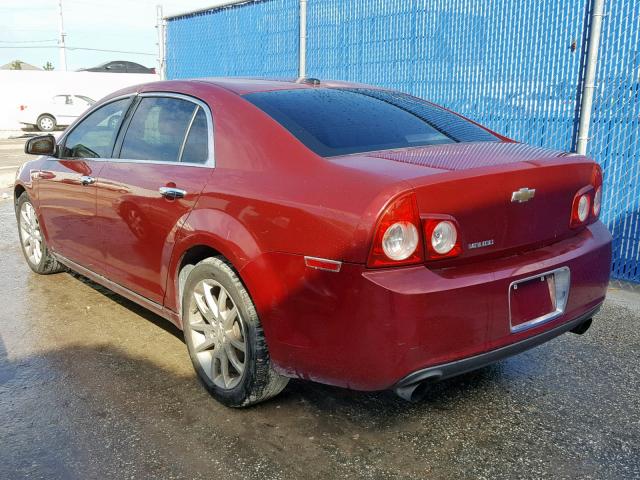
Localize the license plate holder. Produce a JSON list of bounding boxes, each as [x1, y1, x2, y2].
[[509, 267, 570, 333]]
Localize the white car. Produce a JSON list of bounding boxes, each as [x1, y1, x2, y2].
[[18, 94, 96, 132]]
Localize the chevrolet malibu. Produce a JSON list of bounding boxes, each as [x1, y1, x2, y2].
[[14, 78, 612, 407]]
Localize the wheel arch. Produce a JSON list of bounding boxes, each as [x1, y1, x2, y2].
[[37, 112, 56, 121], [14, 183, 26, 203], [174, 244, 221, 323], [165, 208, 264, 325]]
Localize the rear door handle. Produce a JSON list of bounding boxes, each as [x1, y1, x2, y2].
[[79, 175, 96, 186], [159, 187, 187, 200]]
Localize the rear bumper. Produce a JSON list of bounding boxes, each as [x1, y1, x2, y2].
[[394, 304, 600, 399], [248, 221, 612, 391]]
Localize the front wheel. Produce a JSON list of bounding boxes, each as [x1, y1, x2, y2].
[[16, 192, 64, 274], [37, 114, 56, 132], [182, 257, 289, 407]]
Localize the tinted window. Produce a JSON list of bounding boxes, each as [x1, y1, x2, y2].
[[353, 89, 499, 144], [62, 98, 130, 158], [120, 97, 196, 162], [244, 88, 497, 157], [181, 108, 209, 164]]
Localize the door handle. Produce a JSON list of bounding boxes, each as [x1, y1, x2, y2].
[[159, 186, 187, 200], [79, 175, 96, 186], [36, 170, 56, 180]]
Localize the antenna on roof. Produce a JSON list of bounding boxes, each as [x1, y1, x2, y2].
[[296, 77, 321, 86]]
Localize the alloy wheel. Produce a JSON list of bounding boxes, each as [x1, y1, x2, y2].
[[19, 201, 43, 266], [187, 279, 247, 389]]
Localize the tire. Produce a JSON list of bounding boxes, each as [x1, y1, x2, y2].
[[37, 114, 56, 132], [182, 257, 289, 407], [15, 192, 65, 274]]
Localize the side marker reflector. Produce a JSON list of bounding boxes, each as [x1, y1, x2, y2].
[[304, 256, 342, 272]]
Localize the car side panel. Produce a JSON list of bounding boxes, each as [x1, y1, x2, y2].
[[96, 162, 211, 304], [35, 157, 104, 268]]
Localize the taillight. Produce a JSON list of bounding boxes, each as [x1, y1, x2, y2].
[[593, 187, 602, 217], [591, 164, 603, 218], [424, 218, 462, 260], [578, 194, 590, 221], [570, 163, 603, 228], [382, 222, 419, 260], [570, 187, 593, 228], [367, 193, 423, 267], [19, 105, 27, 111]]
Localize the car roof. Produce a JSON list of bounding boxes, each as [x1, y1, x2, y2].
[[107, 78, 385, 100], [191, 77, 378, 95]]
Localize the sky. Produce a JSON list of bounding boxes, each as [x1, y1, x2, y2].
[[0, 0, 229, 70]]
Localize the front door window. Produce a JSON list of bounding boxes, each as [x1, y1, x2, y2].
[[62, 98, 130, 159]]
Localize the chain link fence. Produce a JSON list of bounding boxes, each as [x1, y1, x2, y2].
[[166, 0, 299, 79], [165, 0, 639, 283], [589, 0, 639, 282]]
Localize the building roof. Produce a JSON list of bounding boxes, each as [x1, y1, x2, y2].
[[0, 60, 42, 70]]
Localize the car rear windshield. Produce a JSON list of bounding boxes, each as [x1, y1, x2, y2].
[[243, 88, 498, 157]]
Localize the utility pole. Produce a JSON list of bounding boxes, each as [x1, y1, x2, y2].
[[57, 0, 68, 71]]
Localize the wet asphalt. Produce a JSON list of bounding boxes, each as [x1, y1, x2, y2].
[[0, 141, 639, 480]]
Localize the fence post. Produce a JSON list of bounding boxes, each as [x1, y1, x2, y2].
[[156, 4, 166, 80], [299, 0, 307, 78], [576, 0, 605, 155]]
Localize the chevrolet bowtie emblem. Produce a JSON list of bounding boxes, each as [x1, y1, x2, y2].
[[511, 187, 536, 203]]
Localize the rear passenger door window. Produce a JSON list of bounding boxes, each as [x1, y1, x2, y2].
[[119, 97, 195, 162], [180, 108, 209, 164]]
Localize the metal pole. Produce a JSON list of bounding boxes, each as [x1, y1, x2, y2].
[[156, 5, 166, 79], [299, 0, 307, 79], [57, 0, 68, 71], [576, 0, 605, 155]]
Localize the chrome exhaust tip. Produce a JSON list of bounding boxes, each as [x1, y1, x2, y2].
[[394, 373, 441, 402], [570, 317, 593, 335]]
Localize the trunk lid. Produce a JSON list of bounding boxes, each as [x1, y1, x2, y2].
[[339, 142, 597, 261]]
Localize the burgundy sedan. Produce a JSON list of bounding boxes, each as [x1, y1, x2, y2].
[[14, 78, 611, 407]]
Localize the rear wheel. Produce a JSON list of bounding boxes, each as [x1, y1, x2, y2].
[[37, 114, 56, 132], [182, 257, 288, 407], [16, 192, 64, 274]]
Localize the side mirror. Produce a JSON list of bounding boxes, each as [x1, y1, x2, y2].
[[25, 135, 57, 156]]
